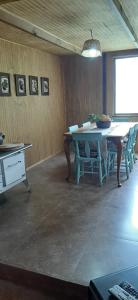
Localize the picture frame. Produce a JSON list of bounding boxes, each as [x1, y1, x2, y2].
[[14, 74, 26, 96], [0, 72, 11, 96], [40, 77, 49, 96], [29, 76, 38, 95]]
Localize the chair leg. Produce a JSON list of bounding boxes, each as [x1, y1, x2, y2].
[[125, 155, 129, 179], [130, 154, 133, 171], [128, 152, 133, 172], [99, 160, 103, 186], [103, 159, 107, 178], [76, 161, 80, 184], [81, 161, 84, 176], [107, 153, 110, 175], [133, 150, 136, 163], [112, 154, 116, 170], [132, 145, 136, 164], [134, 149, 137, 163], [108, 152, 115, 175], [73, 155, 77, 177]]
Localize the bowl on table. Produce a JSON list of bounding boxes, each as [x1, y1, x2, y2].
[[96, 120, 111, 129]]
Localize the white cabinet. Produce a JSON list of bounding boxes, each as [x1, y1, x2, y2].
[[3, 152, 25, 186], [0, 144, 31, 194]]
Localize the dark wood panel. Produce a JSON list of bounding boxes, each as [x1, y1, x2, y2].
[[62, 55, 103, 128]]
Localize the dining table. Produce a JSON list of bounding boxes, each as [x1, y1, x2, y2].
[[64, 122, 138, 187]]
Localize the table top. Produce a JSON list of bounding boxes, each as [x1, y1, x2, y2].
[[89, 265, 138, 300], [0, 143, 32, 160], [64, 122, 138, 139]]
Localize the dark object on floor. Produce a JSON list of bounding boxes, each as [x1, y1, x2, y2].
[[88, 265, 138, 300]]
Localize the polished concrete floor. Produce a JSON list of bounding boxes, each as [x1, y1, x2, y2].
[[0, 153, 138, 287]]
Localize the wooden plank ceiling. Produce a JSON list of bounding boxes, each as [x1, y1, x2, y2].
[[120, 0, 138, 39], [0, 20, 71, 55], [0, 0, 137, 55]]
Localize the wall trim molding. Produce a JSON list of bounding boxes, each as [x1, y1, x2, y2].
[[27, 151, 62, 170]]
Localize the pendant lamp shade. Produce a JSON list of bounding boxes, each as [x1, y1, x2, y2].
[[81, 30, 102, 58]]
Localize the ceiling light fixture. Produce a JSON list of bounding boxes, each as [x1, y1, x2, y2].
[[81, 30, 102, 58]]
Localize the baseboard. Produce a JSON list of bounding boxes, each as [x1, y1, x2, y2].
[[27, 151, 62, 171]]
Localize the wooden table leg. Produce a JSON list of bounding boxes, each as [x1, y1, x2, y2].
[[108, 137, 123, 187], [113, 137, 123, 187], [116, 138, 123, 187], [64, 136, 72, 181]]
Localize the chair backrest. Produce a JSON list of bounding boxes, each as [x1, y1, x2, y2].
[[68, 124, 79, 132], [132, 124, 138, 141], [112, 116, 129, 122], [126, 127, 135, 150], [134, 124, 138, 131], [72, 132, 102, 158], [133, 124, 138, 142], [82, 121, 91, 128]]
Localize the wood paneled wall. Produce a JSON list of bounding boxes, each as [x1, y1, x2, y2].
[[0, 39, 66, 166], [62, 55, 103, 127]]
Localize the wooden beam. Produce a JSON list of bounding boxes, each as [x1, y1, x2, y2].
[[0, 0, 20, 4], [111, 0, 138, 47], [0, 7, 81, 55]]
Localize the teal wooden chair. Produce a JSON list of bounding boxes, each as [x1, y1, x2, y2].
[[122, 127, 135, 172], [131, 124, 138, 163], [82, 121, 91, 128], [72, 132, 107, 186], [112, 117, 131, 146], [112, 116, 129, 122], [108, 127, 135, 179]]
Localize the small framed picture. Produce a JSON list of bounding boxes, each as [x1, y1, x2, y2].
[[29, 76, 38, 95], [0, 73, 11, 96], [40, 77, 49, 96], [14, 74, 26, 96]]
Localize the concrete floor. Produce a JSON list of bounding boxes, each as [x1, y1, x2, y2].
[[0, 153, 138, 287]]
